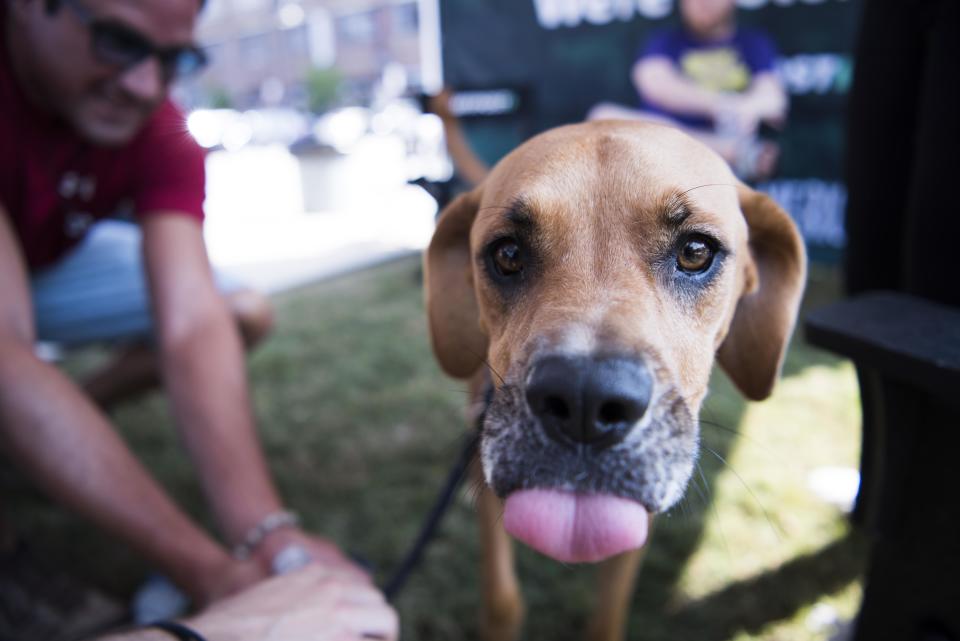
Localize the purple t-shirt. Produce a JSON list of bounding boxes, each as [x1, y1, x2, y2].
[[636, 27, 778, 130]]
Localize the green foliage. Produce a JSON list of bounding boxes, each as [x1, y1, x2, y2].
[[207, 86, 233, 110], [306, 66, 342, 115]]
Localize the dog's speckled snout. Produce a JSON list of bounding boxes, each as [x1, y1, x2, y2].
[[480, 348, 700, 515]]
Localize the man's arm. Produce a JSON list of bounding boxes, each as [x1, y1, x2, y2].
[[141, 214, 364, 575], [0, 205, 255, 604], [633, 59, 787, 133], [740, 71, 788, 126], [633, 56, 738, 121], [427, 88, 490, 187]]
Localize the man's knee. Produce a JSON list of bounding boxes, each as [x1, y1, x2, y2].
[[226, 289, 274, 348]]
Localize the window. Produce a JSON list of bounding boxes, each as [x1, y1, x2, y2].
[[286, 24, 308, 55], [391, 3, 418, 35], [239, 32, 271, 68], [336, 10, 376, 45]]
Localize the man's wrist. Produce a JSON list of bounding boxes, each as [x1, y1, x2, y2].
[[231, 510, 300, 561], [250, 526, 314, 573]]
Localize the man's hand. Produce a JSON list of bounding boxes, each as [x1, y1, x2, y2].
[[711, 95, 762, 138], [102, 565, 399, 641], [199, 565, 398, 641], [424, 87, 456, 122], [202, 564, 399, 641], [256, 527, 374, 583]]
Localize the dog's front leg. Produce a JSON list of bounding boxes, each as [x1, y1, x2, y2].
[[476, 480, 525, 641], [585, 545, 647, 641]]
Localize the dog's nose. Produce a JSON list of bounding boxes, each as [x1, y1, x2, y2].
[[525, 355, 652, 449]]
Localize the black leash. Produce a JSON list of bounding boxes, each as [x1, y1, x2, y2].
[[381, 431, 479, 601]]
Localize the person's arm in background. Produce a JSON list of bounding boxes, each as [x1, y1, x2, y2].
[[738, 70, 787, 126], [633, 55, 740, 121], [97, 565, 398, 641], [0, 204, 258, 605], [141, 214, 371, 581], [427, 88, 490, 186]]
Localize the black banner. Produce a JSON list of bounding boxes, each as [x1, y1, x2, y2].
[[439, 0, 861, 255]]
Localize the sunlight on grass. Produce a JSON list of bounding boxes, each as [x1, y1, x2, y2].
[[673, 360, 863, 637]]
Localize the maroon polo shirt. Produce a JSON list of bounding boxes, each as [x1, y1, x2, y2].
[[0, 4, 206, 270]]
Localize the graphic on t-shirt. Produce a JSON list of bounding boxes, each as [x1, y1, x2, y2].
[[58, 172, 97, 201], [64, 210, 95, 238], [680, 48, 750, 92]]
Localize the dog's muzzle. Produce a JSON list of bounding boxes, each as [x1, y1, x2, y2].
[[481, 352, 698, 563]]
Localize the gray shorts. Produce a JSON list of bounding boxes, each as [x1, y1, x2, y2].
[[30, 220, 244, 347]]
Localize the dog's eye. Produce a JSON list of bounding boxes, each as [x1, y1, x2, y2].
[[492, 239, 524, 277], [676, 236, 715, 273]]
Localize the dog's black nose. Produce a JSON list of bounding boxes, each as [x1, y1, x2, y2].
[[525, 355, 652, 449]]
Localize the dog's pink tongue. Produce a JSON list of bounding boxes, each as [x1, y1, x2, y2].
[[503, 489, 649, 563]]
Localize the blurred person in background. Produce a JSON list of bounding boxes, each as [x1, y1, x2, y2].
[[588, 0, 788, 181], [0, 0, 394, 636]]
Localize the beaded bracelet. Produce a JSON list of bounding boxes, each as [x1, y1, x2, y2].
[[232, 510, 300, 560]]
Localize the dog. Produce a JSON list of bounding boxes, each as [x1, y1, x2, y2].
[[424, 120, 806, 641]]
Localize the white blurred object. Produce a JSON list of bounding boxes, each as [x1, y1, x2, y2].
[[306, 8, 335, 68], [205, 145, 304, 223], [312, 107, 370, 153], [271, 544, 313, 575], [380, 62, 409, 102], [807, 466, 860, 512], [260, 77, 286, 105], [187, 109, 242, 149], [277, 1, 305, 28], [370, 99, 419, 137], [245, 108, 309, 146], [131, 575, 189, 625], [806, 602, 840, 632], [34, 341, 63, 363], [187, 108, 309, 150]]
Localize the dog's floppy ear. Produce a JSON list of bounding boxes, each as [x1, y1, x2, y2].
[[424, 187, 488, 378], [717, 183, 807, 400]]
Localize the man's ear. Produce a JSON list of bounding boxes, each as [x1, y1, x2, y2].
[[717, 183, 807, 400], [424, 187, 488, 378]]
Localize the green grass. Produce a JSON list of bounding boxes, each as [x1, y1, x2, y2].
[[4, 258, 866, 640]]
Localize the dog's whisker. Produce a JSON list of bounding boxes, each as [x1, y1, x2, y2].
[[698, 418, 743, 437], [444, 386, 473, 396], [667, 182, 737, 213], [699, 414, 784, 467], [678, 182, 736, 198], [479, 358, 506, 386], [690, 463, 711, 508], [696, 461, 731, 561], [459, 344, 507, 386], [465, 478, 487, 507], [671, 492, 694, 520], [701, 444, 783, 542]]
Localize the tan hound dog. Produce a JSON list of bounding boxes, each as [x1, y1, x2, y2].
[[424, 120, 806, 641]]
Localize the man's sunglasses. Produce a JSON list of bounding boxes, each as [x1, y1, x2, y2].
[[58, 0, 208, 81]]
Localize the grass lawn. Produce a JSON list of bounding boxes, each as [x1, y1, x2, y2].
[[4, 256, 866, 640]]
